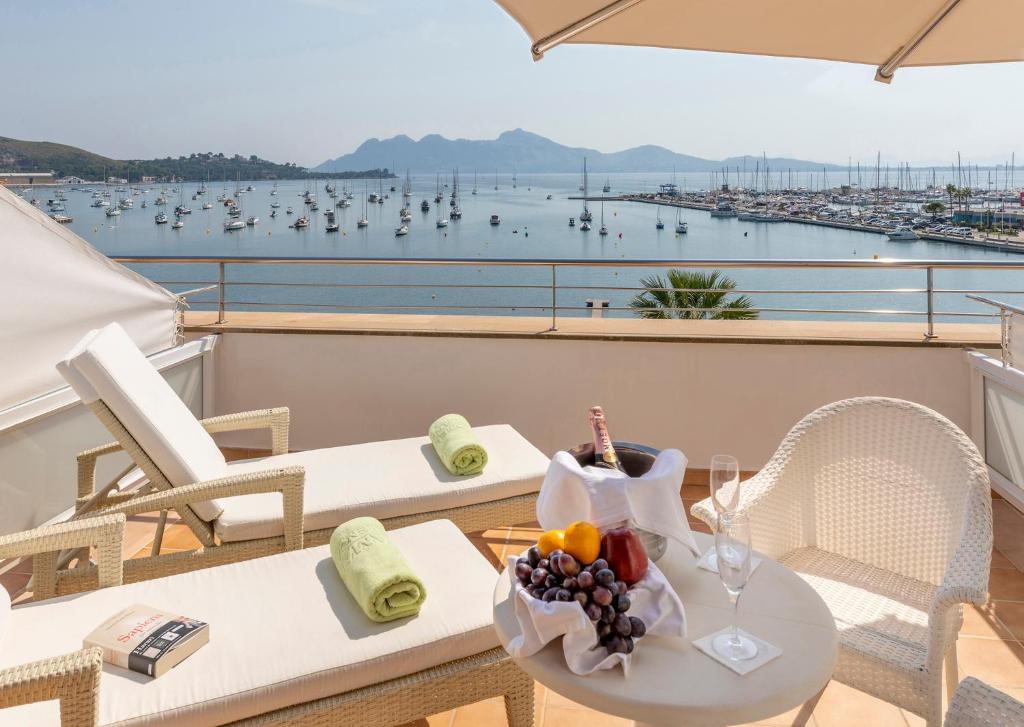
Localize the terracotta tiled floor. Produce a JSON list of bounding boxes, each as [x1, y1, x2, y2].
[[8, 496, 1024, 726]]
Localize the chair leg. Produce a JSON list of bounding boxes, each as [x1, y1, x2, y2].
[[150, 510, 168, 557], [503, 672, 535, 727], [944, 645, 959, 704]]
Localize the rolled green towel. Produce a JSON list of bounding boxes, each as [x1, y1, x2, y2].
[[428, 413, 488, 476], [330, 517, 427, 623]]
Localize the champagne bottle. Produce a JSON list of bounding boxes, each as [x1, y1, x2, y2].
[[589, 405, 626, 473]]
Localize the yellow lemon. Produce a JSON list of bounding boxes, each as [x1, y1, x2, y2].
[[537, 529, 565, 557], [563, 521, 601, 564]]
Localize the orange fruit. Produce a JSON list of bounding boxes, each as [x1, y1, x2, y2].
[[537, 529, 565, 557], [563, 521, 601, 565]]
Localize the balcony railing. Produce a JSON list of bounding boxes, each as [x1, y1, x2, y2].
[[112, 256, 1024, 339]]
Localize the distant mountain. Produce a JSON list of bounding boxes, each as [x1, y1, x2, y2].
[[315, 129, 846, 174], [0, 136, 389, 181]]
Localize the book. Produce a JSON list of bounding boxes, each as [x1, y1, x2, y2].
[[83, 604, 209, 679]]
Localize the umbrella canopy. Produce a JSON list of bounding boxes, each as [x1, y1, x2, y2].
[[492, 0, 1024, 82]]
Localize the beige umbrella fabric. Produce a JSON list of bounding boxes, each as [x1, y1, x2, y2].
[[492, 0, 1024, 82]]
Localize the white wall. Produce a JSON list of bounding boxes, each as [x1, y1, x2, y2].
[[210, 331, 978, 471]]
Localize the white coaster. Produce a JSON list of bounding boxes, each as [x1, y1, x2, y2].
[[697, 546, 762, 575], [692, 627, 782, 675]]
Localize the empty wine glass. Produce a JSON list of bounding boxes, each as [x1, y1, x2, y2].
[[706, 455, 740, 570], [713, 512, 759, 661]]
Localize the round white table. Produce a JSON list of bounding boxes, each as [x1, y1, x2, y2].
[[492, 533, 837, 727]]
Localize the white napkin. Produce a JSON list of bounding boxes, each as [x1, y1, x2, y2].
[[503, 553, 687, 675], [697, 547, 763, 575], [537, 449, 699, 556], [692, 627, 782, 675]]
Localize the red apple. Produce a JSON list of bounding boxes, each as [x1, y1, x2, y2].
[[600, 528, 648, 585]]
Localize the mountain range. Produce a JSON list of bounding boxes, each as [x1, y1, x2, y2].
[[314, 129, 846, 174], [0, 137, 388, 181]]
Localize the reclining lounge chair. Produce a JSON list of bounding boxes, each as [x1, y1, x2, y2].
[[0, 514, 532, 726], [40, 322, 549, 598]]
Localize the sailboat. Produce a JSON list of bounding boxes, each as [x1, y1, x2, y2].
[[675, 208, 688, 234], [436, 184, 449, 227], [494, 170, 498, 191], [270, 182, 278, 196], [357, 185, 369, 228], [449, 169, 462, 219], [403, 170, 412, 199], [599, 200, 608, 236], [603, 178, 611, 193], [579, 158, 593, 223], [512, 167, 517, 189], [472, 171, 478, 195], [655, 205, 665, 229]]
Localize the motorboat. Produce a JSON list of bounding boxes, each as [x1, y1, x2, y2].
[[357, 216, 369, 228], [580, 221, 592, 231], [246, 216, 259, 226], [886, 227, 919, 241], [224, 219, 245, 231], [489, 214, 500, 226], [293, 216, 309, 228], [395, 225, 409, 236], [105, 207, 121, 217], [326, 222, 340, 232], [171, 219, 184, 229], [710, 200, 738, 218], [154, 212, 169, 224], [421, 199, 430, 212]]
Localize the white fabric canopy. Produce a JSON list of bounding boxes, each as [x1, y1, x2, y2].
[[493, 0, 1024, 82], [0, 185, 178, 412]]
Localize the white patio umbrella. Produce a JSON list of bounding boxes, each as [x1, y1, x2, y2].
[[492, 0, 1024, 82]]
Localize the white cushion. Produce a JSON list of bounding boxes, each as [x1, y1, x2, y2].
[[0, 519, 500, 727], [214, 424, 549, 542], [56, 323, 226, 521]]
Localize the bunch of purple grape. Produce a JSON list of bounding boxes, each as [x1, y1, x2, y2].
[[515, 545, 648, 655]]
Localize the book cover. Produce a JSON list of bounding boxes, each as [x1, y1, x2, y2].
[[84, 604, 209, 679]]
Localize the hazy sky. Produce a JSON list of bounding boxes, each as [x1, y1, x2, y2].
[[3, 0, 1021, 167]]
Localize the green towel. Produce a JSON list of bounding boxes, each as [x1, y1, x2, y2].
[[330, 517, 426, 623], [428, 413, 488, 476]]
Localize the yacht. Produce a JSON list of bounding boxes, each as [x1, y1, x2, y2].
[[400, 208, 413, 222], [326, 221, 340, 232], [246, 216, 259, 226], [886, 227, 919, 241], [357, 216, 369, 228], [568, 217, 575, 227], [580, 220, 592, 231], [489, 214, 500, 226], [171, 219, 184, 229], [202, 201, 213, 210], [223, 218, 245, 231], [293, 216, 310, 229], [656, 206, 665, 229], [154, 212, 169, 224], [602, 179, 611, 193], [421, 199, 430, 212], [105, 207, 121, 217], [271, 202, 281, 209], [710, 200, 738, 218], [395, 225, 409, 236]]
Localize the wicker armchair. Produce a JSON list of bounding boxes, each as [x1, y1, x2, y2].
[[945, 677, 1024, 726], [692, 397, 993, 727]]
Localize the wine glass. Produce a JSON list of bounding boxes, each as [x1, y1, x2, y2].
[[713, 512, 759, 661], [706, 455, 740, 570], [710, 454, 740, 515]]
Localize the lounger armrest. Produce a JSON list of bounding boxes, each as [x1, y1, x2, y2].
[[200, 407, 290, 455], [0, 514, 126, 597], [0, 648, 103, 727], [85, 466, 306, 552], [75, 440, 126, 500]]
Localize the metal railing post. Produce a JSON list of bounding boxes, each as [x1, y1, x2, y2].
[[549, 264, 558, 331], [217, 262, 226, 324], [924, 266, 936, 339]]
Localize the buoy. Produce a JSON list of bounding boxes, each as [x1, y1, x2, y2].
[[873, 253, 879, 259]]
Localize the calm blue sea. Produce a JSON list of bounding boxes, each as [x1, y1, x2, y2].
[[50, 173, 1024, 322]]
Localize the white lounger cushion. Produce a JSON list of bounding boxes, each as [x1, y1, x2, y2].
[[56, 323, 227, 521], [0, 520, 500, 727], [214, 424, 549, 542]]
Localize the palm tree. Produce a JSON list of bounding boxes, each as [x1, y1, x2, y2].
[[945, 183, 957, 212], [629, 269, 757, 320]]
